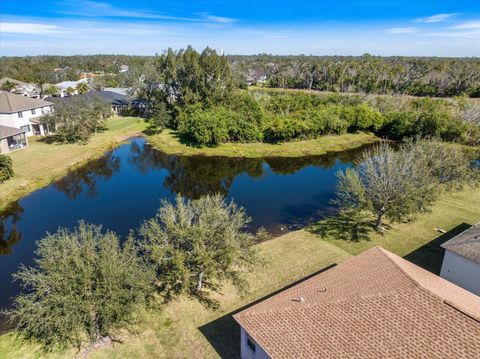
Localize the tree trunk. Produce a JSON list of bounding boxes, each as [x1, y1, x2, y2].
[[196, 270, 205, 292], [375, 211, 385, 230]]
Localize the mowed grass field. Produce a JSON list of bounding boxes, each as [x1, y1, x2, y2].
[[0, 117, 147, 211], [147, 129, 378, 158], [1, 186, 478, 359]]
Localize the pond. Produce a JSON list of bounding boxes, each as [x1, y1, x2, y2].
[[0, 137, 372, 312]]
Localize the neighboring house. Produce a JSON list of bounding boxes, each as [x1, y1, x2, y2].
[[0, 91, 53, 137], [440, 224, 480, 295], [0, 125, 28, 153], [119, 65, 129, 73], [0, 77, 40, 98], [234, 246, 480, 359], [102, 87, 130, 96], [54, 79, 89, 97], [52, 91, 129, 114]]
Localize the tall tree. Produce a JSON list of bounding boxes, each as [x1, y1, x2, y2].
[[5, 222, 153, 351], [139, 194, 264, 308], [334, 139, 477, 230]]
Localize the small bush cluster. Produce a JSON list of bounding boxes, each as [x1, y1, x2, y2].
[[0, 154, 14, 183]]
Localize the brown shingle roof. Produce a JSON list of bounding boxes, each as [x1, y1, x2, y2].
[[0, 91, 52, 113], [234, 246, 480, 358], [0, 125, 27, 139], [441, 224, 480, 264]]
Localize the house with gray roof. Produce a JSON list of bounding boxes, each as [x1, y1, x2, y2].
[[0, 77, 40, 98], [0, 91, 53, 143], [440, 223, 480, 295], [0, 125, 28, 153]]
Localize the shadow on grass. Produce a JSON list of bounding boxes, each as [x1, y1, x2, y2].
[[308, 213, 378, 242], [198, 263, 337, 359], [403, 222, 471, 274], [38, 126, 108, 144]]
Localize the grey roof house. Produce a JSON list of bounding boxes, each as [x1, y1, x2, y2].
[[0, 125, 28, 154], [440, 223, 480, 295], [52, 91, 129, 114]]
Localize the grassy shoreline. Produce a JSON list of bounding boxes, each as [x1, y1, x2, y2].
[[146, 129, 378, 158], [0, 117, 147, 212], [1, 186, 478, 358]]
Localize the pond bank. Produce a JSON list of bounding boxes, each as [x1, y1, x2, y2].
[[0, 117, 147, 212], [1, 187, 478, 358], [146, 129, 379, 158]]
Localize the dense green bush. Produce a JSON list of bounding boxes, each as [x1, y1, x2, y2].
[[177, 91, 477, 147], [263, 115, 308, 142], [0, 154, 14, 183]]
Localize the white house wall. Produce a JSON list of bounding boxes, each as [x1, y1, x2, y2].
[[440, 250, 480, 296], [240, 327, 270, 359], [0, 105, 53, 137]]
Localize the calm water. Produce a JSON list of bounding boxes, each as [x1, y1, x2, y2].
[[0, 138, 371, 310]]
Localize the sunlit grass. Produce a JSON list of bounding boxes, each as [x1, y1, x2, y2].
[[147, 129, 378, 158]]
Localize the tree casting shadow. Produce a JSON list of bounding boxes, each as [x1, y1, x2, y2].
[[308, 213, 377, 242]]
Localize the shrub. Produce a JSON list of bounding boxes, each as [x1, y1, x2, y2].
[[178, 106, 230, 146], [263, 115, 309, 142], [139, 194, 263, 308], [5, 222, 153, 351], [0, 154, 14, 183]]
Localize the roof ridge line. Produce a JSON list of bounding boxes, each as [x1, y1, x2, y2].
[[374, 246, 423, 288], [376, 246, 480, 323]]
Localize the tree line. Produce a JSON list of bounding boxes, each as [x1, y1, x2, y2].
[[2, 53, 480, 98], [232, 54, 480, 97]]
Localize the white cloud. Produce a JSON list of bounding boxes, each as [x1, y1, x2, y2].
[[451, 21, 480, 30], [197, 12, 237, 24], [0, 22, 67, 35], [59, 1, 236, 24], [415, 13, 458, 23], [387, 27, 418, 34]]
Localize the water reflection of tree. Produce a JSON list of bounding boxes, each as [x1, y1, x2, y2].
[[0, 202, 24, 256], [265, 143, 374, 175], [128, 141, 375, 200], [54, 153, 121, 200], [128, 141, 265, 199]]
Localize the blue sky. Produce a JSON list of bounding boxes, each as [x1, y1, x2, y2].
[[1, 0, 479, 56]]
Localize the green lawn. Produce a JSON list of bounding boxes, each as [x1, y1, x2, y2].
[[1, 187, 478, 359], [147, 129, 378, 158], [0, 117, 147, 211]]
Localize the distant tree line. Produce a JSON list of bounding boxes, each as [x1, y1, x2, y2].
[[2, 53, 480, 98], [231, 54, 480, 98]]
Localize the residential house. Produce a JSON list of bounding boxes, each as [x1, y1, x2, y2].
[[54, 78, 89, 97], [52, 91, 129, 115], [102, 87, 130, 96], [234, 246, 480, 359], [0, 91, 53, 137], [440, 223, 480, 295], [119, 65, 129, 73], [0, 77, 40, 98], [0, 125, 28, 154]]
